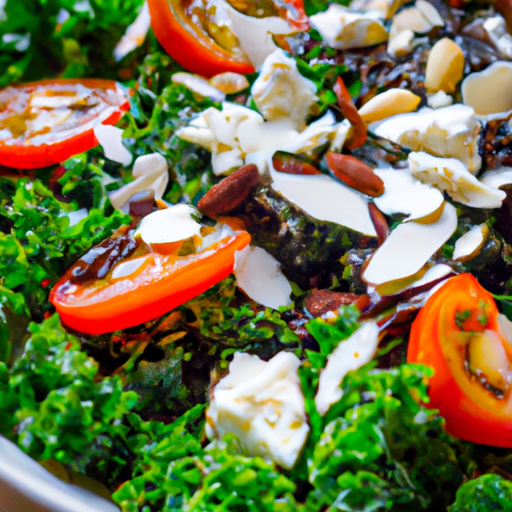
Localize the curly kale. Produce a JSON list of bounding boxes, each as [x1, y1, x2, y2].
[[0, 315, 138, 484], [0, 176, 129, 363], [448, 474, 512, 512], [0, 0, 146, 85]]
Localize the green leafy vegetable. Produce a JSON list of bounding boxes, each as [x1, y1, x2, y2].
[[0, 0, 146, 85], [0, 176, 129, 362], [0, 315, 138, 483], [448, 474, 512, 512]]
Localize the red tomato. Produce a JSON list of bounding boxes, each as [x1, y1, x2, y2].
[[147, 0, 309, 77], [148, 0, 254, 77], [407, 273, 512, 447], [50, 223, 251, 335], [0, 79, 129, 170]]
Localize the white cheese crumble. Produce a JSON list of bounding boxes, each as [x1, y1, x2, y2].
[[233, 245, 292, 309], [309, 4, 388, 50], [483, 15, 512, 60], [177, 103, 341, 176], [372, 104, 482, 174], [427, 91, 453, 109], [206, 351, 309, 469], [408, 151, 506, 209], [251, 49, 317, 128], [315, 322, 379, 415], [109, 153, 169, 212], [134, 204, 201, 245]]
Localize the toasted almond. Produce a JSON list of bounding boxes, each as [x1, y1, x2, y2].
[[368, 203, 389, 246], [326, 152, 384, 197], [358, 89, 421, 124], [363, 201, 457, 285], [462, 61, 512, 115], [209, 72, 250, 94], [453, 224, 488, 261], [198, 164, 260, 218], [424, 38, 465, 93]]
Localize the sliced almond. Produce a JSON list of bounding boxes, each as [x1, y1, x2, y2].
[[359, 89, 421, 124], [315, 322, 379, 415], [462, 61, 512, 116], [233, 245, 292, 309], [270, 171, 377, 236], [390, 7, 433, 36], [453, 224, 488, 261], [373, 168, 444, 221], [480, 167, 512, 189], [172, 72, 226, 102], [209, 72, 250, 94], [93, 124, 132, 166], [424, 38, 465, 93], [416, 0, 444, 27], [363, 201, 457, 285], [387, 28, 415, 57]]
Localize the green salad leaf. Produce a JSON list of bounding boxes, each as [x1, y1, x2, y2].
[[0, 0, 146, 85], [0, 315, 138, 483], [448, 474, 512, 512]]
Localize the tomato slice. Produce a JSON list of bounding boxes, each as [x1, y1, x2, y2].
[[0, 79, 130, 170], [148, 0, 255, 77], [407, 274, 512, 447], [50, 223, 251, 335], [148, 0, 308, 77]]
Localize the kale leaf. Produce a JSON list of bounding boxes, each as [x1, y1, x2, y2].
[[298, 307, 468, 512], [0, 0, 146, 85], [0, 176, 129, 363], [448, 474, 512, 512], [0, 315, 138, 484], [113, 433, 299, 512]]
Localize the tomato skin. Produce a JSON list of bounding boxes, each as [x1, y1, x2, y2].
[[147, 0, 255, 77], [50, 230, 251, 335], [408, 274, 512, 447], [0, 79, 129, 170]]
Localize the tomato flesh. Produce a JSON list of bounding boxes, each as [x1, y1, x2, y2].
[[408, 274, 512, 447], [50, 225, 251, 335], [148, 0, 255, 77], [0, 79, 129, 169]]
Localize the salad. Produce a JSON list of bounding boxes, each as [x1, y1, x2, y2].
[[2, 0, 512, 510]]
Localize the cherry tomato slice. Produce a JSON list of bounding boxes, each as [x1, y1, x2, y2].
[[407, 273, 512, 447], [148, 0, 255, 77], [0, 79, 129, 170], [50, 225, 251, 335]]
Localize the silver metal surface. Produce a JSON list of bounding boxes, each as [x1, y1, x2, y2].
[[0, 436, 119, 512]]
